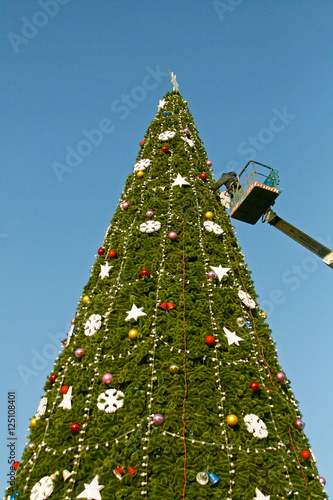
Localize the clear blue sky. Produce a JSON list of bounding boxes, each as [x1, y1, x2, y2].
[[1, 0, 332, 495]]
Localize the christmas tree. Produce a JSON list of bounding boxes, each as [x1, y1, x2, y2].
[[10, 76, 327, 500]]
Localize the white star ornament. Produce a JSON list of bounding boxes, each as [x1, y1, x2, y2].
[[223, 326, 244, 346], [253, 488, 270, 500], [158, 99, 166, 110], [99, 262, 112, 279], [210, 265, 230, 281], [172, 174, 190, 187], [76, 475, 104, 500], [58, 386, 73, 410], [125, 304, 147, 322]]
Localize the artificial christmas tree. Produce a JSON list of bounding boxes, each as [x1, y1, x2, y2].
[[8, 79, 327, 500]]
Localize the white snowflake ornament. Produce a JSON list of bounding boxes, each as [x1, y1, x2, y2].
[[35, 397, 47, 420], [133, 159, 151, 172], [220, 191, 231, 209], [97, 389, 124, 413], [244, 414, 268, 439], [140, 220, 161, 233], [158, 130, 176, 141], [30, 476, 54, 500], [84, 314, 102, 337], [238, 290, 256, 309], [203, 220, 224, 235]]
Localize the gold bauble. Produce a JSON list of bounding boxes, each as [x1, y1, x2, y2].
[[136, 171, 144, 178], [226, 414, 238, 426], [260, 311, 268, 319], [169, 364, 180, 374], [205, 211, 214, 219], [30, 418, 37, 428], [82, 295, 90, 304], [128, 328, 138, 339]]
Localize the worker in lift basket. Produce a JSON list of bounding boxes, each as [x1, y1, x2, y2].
[[212, 171, 238, 196]]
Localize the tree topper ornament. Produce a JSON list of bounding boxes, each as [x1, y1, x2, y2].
[[168, 70, 179, 91], [97, 389, 124, 413], [84, 314, 102, 337], [244, 414, 268, 439]]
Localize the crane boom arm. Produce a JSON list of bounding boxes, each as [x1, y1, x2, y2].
[[264, 209, 333, 268]]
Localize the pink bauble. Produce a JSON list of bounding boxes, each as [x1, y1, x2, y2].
[[207, 271, 216, 279], [146, 210, 154, 218], [319, 477, 326, 486], [293, 419, 304, 430], [75, 348, 84, 358], [168, 231, 177, 240], [71, 318, 75, 325], [122, 201, 130, 210], [152, 413, 164, 425], [276, 371, 286, 382], [207, 160, 212, 167], [102, 373, 113, 384]]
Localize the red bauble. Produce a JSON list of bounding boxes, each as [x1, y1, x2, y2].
[[205, 335, 215, 347], [108, 250, 117, 258], [61, 385, 69, 395], [140, 141, 145, 146], [140, 269, 150, 278], [50, 374, 57, 383], [200, 172, 207, 181], [97, 247, 105, 256], [12, 461, 20, 470], [250, 381, 260, 392], [70, 422, 81, 434], [301, 450, 311, 460], [161, 146, 169, 153]]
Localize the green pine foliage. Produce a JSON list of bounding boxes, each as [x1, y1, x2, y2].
[[11, 91, 327, 499]]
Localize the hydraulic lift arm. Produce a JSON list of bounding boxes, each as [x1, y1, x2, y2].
[[264, 209, 333, 269]]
